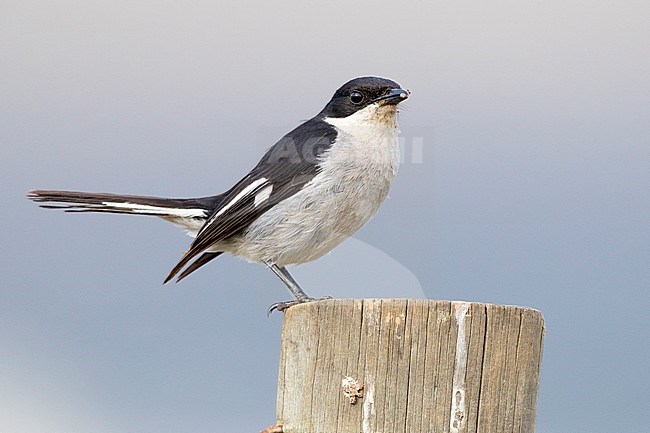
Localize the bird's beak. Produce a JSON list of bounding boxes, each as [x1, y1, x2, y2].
[[372, 88, 410, 105]]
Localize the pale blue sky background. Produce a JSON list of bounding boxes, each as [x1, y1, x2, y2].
[[1, 1, 649, 432]]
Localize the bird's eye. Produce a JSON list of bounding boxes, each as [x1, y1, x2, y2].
[[349, 91, 364, 104]]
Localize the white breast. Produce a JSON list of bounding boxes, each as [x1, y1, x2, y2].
[[232, 104, 401, 266]]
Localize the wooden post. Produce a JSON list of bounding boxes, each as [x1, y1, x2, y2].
[[275, 299, 544, 433]]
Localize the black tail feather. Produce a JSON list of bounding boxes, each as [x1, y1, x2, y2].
[[28, 189, 222, 213], [174, 252, 224, 283]]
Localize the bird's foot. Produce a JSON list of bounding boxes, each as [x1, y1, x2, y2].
[[267, 296, 332, 315]]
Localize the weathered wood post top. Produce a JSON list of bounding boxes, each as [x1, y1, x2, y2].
[[276, 298, 545, 433]]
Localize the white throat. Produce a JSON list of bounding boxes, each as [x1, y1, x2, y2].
[[323, 103, 401, 177], [324, 103, 400, 138]]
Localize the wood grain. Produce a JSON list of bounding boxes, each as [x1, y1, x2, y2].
[[276, 299, 544, 433]]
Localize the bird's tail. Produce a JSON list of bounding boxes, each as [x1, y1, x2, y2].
[[29, 189, 227, 282], [27, 189, 222, 222]]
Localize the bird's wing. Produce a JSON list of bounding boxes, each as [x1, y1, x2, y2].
[[164, 118, 337, 282]]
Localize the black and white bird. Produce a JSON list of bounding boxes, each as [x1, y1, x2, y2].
[[28, 76, 409, 312]]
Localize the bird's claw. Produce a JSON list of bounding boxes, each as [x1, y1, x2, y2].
[[267, 296, 333, 315]]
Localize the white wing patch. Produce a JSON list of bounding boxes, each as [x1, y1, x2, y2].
[[199, 177, 268, 234], [254, 184, 274, 207], [102, 202, 207, 218]]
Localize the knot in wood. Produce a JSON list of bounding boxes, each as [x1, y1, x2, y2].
[[341, 376, 364, 404]]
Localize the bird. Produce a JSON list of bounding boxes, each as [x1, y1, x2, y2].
[[28, 76, 409, 312]]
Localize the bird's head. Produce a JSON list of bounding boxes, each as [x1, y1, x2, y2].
[[319, 76, 409, 121]]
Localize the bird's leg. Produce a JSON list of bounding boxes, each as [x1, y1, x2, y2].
[[265, 262, 311, 301], [264, 261, 331, 314]]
